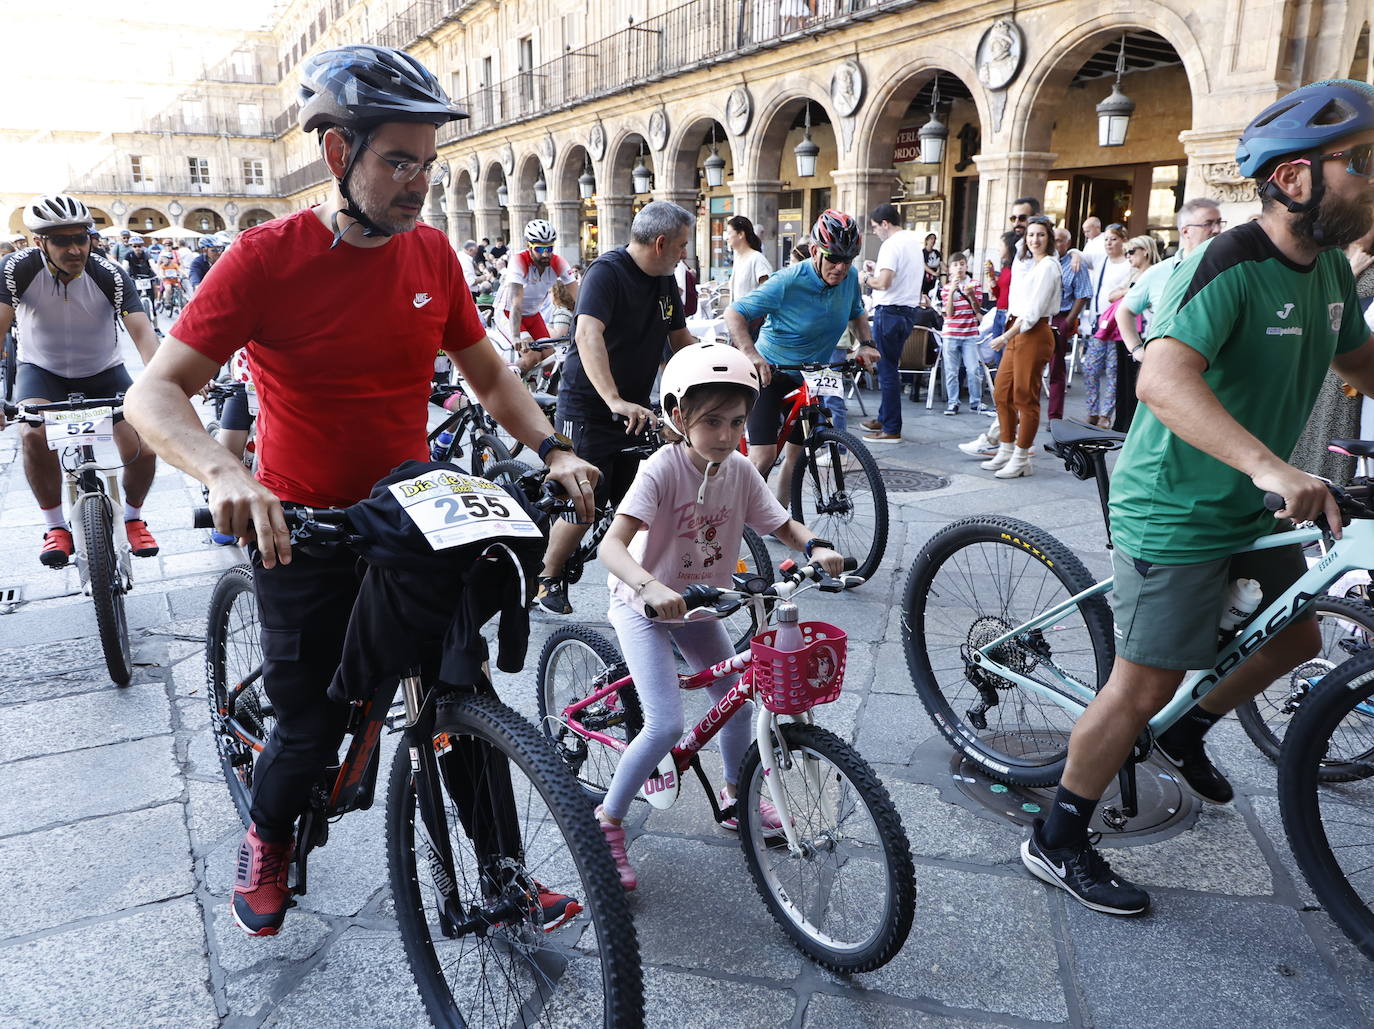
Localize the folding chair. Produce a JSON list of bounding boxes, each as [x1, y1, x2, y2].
[[897, 326, 938, 404]]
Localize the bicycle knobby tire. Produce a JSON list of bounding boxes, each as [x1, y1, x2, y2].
[[790, 427, 888, 581], [903, 516, 1115, 786], [82, 491, 132, 686]]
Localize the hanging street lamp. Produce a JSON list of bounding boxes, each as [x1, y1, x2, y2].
[[704, 124, 727, 188], [1096, 33, 1136, 147], [794, 102, 819, 178], [632, 142, 652, 194], [578, 154, 596, 199], [917, 77, 949, 165]]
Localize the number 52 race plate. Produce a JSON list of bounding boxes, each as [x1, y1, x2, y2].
[[44, 407, 114, 450], [388, 469, 539, 551]]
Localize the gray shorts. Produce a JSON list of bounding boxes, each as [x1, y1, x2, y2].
[[1110, 537, 1309, 670]]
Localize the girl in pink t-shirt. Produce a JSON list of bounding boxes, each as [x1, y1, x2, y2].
[[594, 343, 845, 891]]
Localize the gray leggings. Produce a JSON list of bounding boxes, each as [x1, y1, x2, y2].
[[602, 598, 755, 820]]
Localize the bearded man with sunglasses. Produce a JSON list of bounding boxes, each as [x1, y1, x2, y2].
[[125, 45, 597, 937], [0, 194, 162, 567], [1019, 79, 1374, 919], [499, 218, 577, 374]]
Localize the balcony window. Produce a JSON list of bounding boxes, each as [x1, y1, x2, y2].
[[231, 50, 254, 79], [189, 157, 211, 191], [243, 159, 266, 188], [238, 103, 262, 135]]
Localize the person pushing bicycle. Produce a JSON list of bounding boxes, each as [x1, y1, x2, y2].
[[1021, 79, 1374, 917], [592, 342, 845, 890], [124, 44, 598, 938], [723, 209, 879, 499]]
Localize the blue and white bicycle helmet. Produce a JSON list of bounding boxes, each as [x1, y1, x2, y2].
[[1237, 79, 1374, 215]]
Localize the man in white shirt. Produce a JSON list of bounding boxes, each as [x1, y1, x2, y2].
[[1080, 216, 1105, 276], [457, 239, 479, 293], [499, 220, 578, 371], [859, 203, 926, 442]]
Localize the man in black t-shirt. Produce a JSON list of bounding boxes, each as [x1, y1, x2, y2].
[[537, 200, 695, 614]]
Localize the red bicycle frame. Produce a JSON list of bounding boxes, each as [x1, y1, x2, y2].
[[737, 376, 817, 457], [560, 649, 756, 774]]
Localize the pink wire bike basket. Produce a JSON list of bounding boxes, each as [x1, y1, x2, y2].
[[750, 622, 848, 714]]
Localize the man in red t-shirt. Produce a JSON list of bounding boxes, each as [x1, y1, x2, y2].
[[125, 45, 597, 938]]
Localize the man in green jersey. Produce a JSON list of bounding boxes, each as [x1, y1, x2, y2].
[[1021, 79, 1374, 917]]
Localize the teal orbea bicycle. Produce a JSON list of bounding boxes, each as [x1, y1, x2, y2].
[[903, 419, 1374, 959]]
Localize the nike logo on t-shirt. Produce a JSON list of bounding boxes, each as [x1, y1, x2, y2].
[[413, 293, 432, 308]]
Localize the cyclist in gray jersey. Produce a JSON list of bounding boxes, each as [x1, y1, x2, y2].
[[0, 194, 162, 567]]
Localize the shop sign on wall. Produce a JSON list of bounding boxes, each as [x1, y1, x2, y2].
[[893, 126, 922, 164], [778, 208, 804, 235]]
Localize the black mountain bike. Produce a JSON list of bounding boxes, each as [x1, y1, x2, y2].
[[197, 505, 642, 1025], [427, 382, 515, 476]]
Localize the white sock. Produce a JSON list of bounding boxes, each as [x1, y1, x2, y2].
[[41, 505, 69, 531], [124, 503, 142, 523]]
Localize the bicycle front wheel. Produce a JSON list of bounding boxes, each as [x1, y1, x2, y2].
[[536, 626, 641, 800], [1238, 595, 1374, 780], [902, 516, 1114, 786], [82, 493, 132, 686], [790, 427, 888, 581], [204, 564, 267, 827], [387, 692, 643, 1026], [470, 432, 513, 477], [737, 721, 915, 972], [1278, 648, 1374, 958]]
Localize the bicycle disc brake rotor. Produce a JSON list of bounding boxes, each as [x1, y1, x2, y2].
[[966, 616, 1041, 687]]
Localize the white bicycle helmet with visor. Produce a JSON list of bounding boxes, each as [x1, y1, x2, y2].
[[298, 45, 468, 246], [524, 219, 557, 246], [24, 194, 94, 234]]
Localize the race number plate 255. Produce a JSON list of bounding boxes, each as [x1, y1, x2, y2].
[[45, 407, 114, 450], [388, 469, 539, 551], [803, 369, 844, 397]]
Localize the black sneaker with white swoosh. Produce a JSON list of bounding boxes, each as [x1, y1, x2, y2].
[[1020, 819, 1150, 916]]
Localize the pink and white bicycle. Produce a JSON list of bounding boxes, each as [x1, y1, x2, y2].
[[534, 559, 916, 972]]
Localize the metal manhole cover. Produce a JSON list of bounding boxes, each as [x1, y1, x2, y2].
[[911, 732, 1199, 845], [881, 468, 949, 492]]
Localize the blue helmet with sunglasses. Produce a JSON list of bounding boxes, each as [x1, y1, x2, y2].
[[1237, 78, 1374, 218]]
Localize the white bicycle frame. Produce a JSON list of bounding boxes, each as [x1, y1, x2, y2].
[[62, 448, 132, 597], [968, 519, 1369, 737]]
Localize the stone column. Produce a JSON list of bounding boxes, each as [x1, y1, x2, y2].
[[729, 178, 783, 266], [473, 206, 503, 244], [424, 179, 448, 238], [830, 168, 898, 261], [1180, 128, 1260, 226], [654, 189, 702, 269], [598, 194, 634, 252], [970, 150, 1057, 266], [508, 202, 537, 247], [548, 200, 581, 267]]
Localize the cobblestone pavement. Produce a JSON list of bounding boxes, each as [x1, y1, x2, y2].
[[1, 345, 1371, 1027]]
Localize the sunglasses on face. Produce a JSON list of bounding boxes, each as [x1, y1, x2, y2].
[[1320, 141, 1374, 178], [1009, 214, 1029, 223], [1183, 218, 1225, 230], [818, 252, 853, 267], [362, 140, 438, 183], [1125, 247, 1141, 255], [530, 244, 554, 256], [44, 232, 90, 248]]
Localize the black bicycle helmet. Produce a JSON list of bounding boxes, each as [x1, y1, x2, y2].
[[1236, 78, 1374, 220], [811, 209, 862, 261], [298, 46, 467, 246]]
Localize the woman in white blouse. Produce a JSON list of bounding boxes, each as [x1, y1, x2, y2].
[[727, 215, 773, 341], [1081, 223, 1132, 427], [984, 216, 1061, 479]]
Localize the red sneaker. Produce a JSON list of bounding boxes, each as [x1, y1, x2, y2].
[[124, 519, 159, 557], [40, 528, 74, 568], [534, 882, 584, 930], [231, 825, 294, 936]]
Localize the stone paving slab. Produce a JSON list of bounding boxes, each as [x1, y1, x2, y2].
[[0, 682, 171, 762]]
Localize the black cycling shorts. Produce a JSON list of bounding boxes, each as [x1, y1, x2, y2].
[[554, 408, 645, 508], [15, 362, 133, 405], [219, 384, 254, 432], [746, 370, 805, 447]]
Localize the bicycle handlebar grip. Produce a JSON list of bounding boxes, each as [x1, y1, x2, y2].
[[1, 403, 15, 419], [192, 507, 215, 529], [842, 556, 858, 572], [1263, 492, 1285, 512], [644, 583, 721, 619]]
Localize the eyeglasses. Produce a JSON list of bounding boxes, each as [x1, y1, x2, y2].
[[1319, 142, 1374, 178], [529, 244, 554, 256], [1183, 218, 1226, 231], [818, 252, 853, 267], [44, 232, 90, 248], [362, 141, 438, 183]]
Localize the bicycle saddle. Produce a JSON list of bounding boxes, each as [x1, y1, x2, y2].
[[532, 391, 557, 410], [1049, 418, 1126, 447], [1329, 438, 1374, 458]]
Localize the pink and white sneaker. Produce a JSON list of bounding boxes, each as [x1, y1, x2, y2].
[[595, 806, 637, 892], [718, 786, 785, 838]]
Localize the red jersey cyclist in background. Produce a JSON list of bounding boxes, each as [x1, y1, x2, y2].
[[498, 219, 578, 374]]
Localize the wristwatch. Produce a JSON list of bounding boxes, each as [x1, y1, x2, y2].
[[804, 537, 835, 560], [538, 432, 575, 463]]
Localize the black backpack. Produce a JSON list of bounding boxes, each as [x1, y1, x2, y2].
[[2, 248, 126, 323]]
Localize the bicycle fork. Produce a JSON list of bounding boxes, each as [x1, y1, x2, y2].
[[754, 705, 833, 858]]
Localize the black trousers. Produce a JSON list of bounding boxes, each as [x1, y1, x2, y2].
[[248, 547, 522, 875]]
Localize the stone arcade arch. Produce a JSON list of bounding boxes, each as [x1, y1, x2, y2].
[[742, 92, 839, 268], [185, 208, 226, 234], [511, 152, 547, 245], [128, 207, 170, 233], [603, 130, 651, 250], [665, 115, 733, 274]]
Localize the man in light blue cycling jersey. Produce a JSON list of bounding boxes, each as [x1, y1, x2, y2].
[[724, 209, 878, 497]]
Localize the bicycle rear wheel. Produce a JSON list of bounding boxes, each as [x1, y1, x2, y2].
[[1278, 648, 1374, 959], [387, 692, 643, 1026], [736, 722, 915, 972], [790, 427, 888, 581], [902, 516, 1114, 786], [1238, 596, 1374, 780], [205, 564, 267, 827], [82, 492, 132, 686], [470, 432, 514, 477], [536, 626, 641, 800]]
